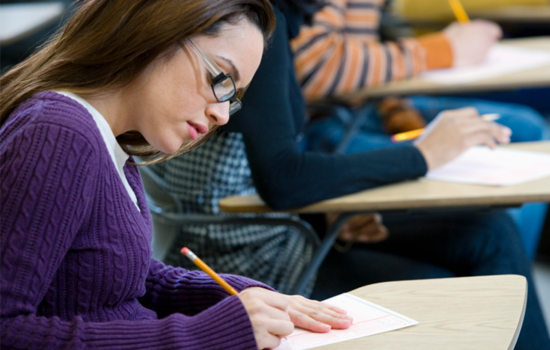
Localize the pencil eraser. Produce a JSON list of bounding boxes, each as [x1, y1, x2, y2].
[[181, 247, 189, 255]]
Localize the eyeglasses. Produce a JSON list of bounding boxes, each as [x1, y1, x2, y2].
[[186, 39, 242, 116]]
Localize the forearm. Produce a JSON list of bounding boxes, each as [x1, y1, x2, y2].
[[247, 143, 427, 210], [141, 259, 274, 317], [2, 297, 257, 350]]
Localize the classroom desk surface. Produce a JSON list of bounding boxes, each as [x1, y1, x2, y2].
[[338, 37, 550, 101], [219, 141, 550, 214], [470, 6, 550, 23], [0, 2, 65, 45], [400, 6, 550, 24], [314, 275, 526, 350]]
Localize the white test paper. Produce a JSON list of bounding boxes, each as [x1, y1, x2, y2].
[[425, 146, 550, 186], [274, 293, 418, 350], [419, 44, 550, 85]]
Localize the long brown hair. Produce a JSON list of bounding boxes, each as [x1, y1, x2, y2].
[[0, 0, 275, 164]]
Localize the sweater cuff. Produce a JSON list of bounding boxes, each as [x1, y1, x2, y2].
[[408, 145, 429, 175], [221, 274, 277, 293], [417, 33, 454, 70]]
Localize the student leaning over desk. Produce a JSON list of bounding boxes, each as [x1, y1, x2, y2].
[[0, 1, 354, 349], [154, 0, 550, 349]]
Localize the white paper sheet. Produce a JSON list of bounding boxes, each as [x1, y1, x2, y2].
[[274, 293, 418, 350], [420, 44, 550, 85], [425, 146, 550, 186]]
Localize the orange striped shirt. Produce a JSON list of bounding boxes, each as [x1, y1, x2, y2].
[[291, 0, 453, 100]]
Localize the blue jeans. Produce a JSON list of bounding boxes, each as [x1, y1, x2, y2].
[[305, 96, 550, 258], [312, 210, 550, 350]]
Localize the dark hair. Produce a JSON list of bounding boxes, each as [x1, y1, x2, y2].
[[0, 0, 275, 164]]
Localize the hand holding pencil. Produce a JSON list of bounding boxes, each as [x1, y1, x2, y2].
[[392, 113, 500, 142], [182, 247, 293, 348], [443, 20, 501, 67], [442, 0, 502, 68], [181, 247, 352, 349], [413, 107, 511, 171]]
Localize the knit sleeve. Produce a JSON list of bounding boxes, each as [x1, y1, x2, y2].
[[0, 121, 258, 349], [291, 0, 453, 100], [140, 259, 276, 318]]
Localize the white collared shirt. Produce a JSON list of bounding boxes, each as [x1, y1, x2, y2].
[[55, 91, 140, 211]]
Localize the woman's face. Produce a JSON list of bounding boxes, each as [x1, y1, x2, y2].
[[129, 18, 264, 154]]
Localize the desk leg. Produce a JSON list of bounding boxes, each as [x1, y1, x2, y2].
[[292, 212, 364, 296]]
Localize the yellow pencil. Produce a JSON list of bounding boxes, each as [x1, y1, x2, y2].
[[391, 114, 500, 142], [448, 0, 470, 23], [391, 128, 424, 142], [181, 247, 239, 295]]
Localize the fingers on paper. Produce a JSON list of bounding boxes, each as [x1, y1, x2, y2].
[[439, 108, 511, 147], [265, 318, 295, 336], [288, 296, 353, 331], [253, 315, 293, 346], [462, 120, 511, 147], [242, 287, 289, 311], [255, 330, 287, 350], [238, 288, 294, 347], [473, 19, 502, 39]]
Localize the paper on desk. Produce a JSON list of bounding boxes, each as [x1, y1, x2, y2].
[[426, 146, 550, 186], [420, 44, 550, 85], [274, 293, 418, 350]]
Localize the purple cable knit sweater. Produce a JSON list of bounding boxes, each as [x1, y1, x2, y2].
[[1, 91, 269, 349]]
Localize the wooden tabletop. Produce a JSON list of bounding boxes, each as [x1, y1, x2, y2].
[[470, 6, 550, 23], [338, 37, 550, 101], [400, 6, 550, 24], [219, 141, 550, 214], [0, 2, 65, 45], [314, 275, 526, 350]]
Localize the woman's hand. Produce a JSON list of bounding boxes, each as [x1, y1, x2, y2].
[[443, 20, 502, 67], [284, 295, 353, 333], [414, 107, 511, 170], [239, 288, 353, 349], [238, 288, 294, 349], [327, 213, 388, 243]]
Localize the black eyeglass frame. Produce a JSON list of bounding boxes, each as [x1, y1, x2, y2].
[[186, 39, 243, 116], [209, 72, 242, 115]]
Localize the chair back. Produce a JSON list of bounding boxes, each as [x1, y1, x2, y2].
[[137, 165, 181, 260]]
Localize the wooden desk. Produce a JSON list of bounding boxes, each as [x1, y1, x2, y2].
[[470, 6, 550, 23], [339, 37, 550, 101], [316, 275, 526, 350], [398, 6, 550, 25], [0, 2, 65, 45], [220, 141, 550, 214]]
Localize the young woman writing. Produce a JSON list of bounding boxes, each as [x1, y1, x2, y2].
[[0, 1, 352, 349]]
